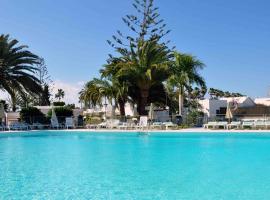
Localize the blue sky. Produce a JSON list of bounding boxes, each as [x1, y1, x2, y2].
[[1, 0, 270, 103]]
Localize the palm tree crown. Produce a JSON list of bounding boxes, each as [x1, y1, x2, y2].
[[0, 34, 42, 111]]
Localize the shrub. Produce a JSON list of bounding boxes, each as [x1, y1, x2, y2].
[[85, 116, 102, 125], [47, 106, 73, 124], [20, 107, 47, 124], [53, 101, 65, 106]]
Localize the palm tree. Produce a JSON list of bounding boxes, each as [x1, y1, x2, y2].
[[79, 78, 128, 117], [0, 34, 42, 111], [55, 89, 65, 101], [112, 40, 173, 115], [168, 52, 206, 116]]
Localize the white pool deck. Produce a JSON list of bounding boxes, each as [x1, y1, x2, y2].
[[2, 128, 270, 134]]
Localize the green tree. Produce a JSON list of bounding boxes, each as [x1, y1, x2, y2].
[[168, 52, 206, 116], [111, 40, 173, 115], [108, 0, 171, 52], [55, 89, 65, 101], [0, 34, 42, 111]]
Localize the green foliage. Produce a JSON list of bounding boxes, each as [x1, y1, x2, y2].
[[55, 89, 65, 101], [40, 84, 51, 106], [209, 88, 244, 99], [20, 107, 47, 124], [0, 100, 9, 111], [84, 116, 102, 125], [108, 0, 171, 52], [66, 104, 75, 109], [0, 34, 42, 111], [53, 101, 65, 106], [47, 106, 73, 123], [185, 110, 204, 127]]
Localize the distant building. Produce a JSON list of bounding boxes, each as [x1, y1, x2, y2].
[[254, 98, 270, 106], [199, 97, 256, 119]]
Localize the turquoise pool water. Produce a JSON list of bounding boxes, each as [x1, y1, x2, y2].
[[0, 131, 270, 199]]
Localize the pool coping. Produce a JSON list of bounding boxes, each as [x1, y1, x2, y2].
[[2, 128, 270, 134]]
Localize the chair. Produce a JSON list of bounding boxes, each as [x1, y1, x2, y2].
[[216, 122, 228, 129], [265, 121, 270, 129], [227, 121, 241, 130], [136, 116, 148, 130], [9, 122, 29, 131], [254, 120, 265, 129], [65, 117, 75, 129], [108, 119, 120, 129], [242, 121, 254, 129], [163, 122, 177, 130], [51, 118, 60, 129], [97, 121, 108, 129], [150, 122, 163, 130], [204, 122, 218, 129], [118, 122, 129, 130]]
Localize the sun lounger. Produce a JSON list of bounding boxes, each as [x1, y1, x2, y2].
[[163, 122, 178, 130], [108, 119, 121, 129], [51, 118, 60, 129], [118, 122, 129, 130], [151, 122, 163, 130], [216, 122, 228, 129], [65, 117, 75, 129], [242, 121, 254, 129], [9, 122, 29, 131], [136, 116, 148, 130], [97, 121, 108, 129], [227, 121, 241, 129], [204, 122, 218, 129], [254, 121, 265, 129], [265, 121, 270, 129], [30, 123, 45, 130]]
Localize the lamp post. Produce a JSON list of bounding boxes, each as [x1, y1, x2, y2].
[[104, 98, 108, 120]]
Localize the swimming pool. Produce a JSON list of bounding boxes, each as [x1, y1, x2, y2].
[[0, 131, 270, 200]]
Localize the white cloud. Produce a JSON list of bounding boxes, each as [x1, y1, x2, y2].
[[0, 80, 84, 106], [52, 80, 84, 106], [0, 90, 9, 101]]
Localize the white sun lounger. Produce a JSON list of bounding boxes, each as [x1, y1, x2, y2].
[[163, 122, 177, 130], [265, 121, 270, 129], [216, 122, 228, 129], [227, 121, 241, 129], [136, 116, 148, 130], [242, 121, 254, 129], [51, 118, 60, 129], [204, 122, 218, 129], [65, 117, 75, 129], [254, 121, 265, 129], [9, 122, 29, 131], [151, 122, 164, 130]]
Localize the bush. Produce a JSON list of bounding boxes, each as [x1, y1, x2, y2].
[[20, 107, 47, 124], [85, 116, 102, 125], [53, 101, 65, 106], [48, 106, 73, 124]]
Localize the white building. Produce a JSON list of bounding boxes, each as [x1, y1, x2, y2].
[[199, 97, 255, 118], [254, 98, 270, 106]]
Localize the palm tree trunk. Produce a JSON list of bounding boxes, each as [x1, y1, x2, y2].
[[11, 94, 17, 112], [178, 86, 184, 116], [138, 89, 149, 115], [118, 99, 126, 118]]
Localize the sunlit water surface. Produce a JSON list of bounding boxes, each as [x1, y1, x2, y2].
[[0, 131, 270, 200]]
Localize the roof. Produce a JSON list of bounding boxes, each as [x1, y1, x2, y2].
[[254, 98, 270, 106], [220, 97, 252, 104]]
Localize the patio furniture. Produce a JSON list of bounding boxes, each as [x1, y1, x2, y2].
[[242, 121, 254, 129], [227, 121, 241, 129], [254, 120, 265, 129], [163, 122, 178, 130], [65, 117, 75, 129], [204, 122, 218, 129]]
